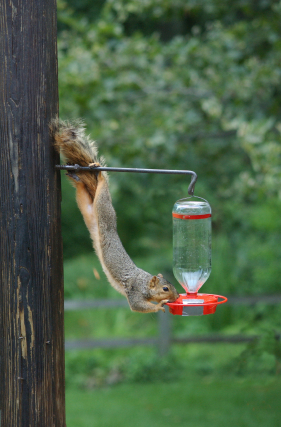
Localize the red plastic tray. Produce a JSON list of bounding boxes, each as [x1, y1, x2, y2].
[[166, 293, 227, 316]]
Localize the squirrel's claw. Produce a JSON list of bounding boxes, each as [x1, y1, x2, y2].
[[89, 162, 101, 168], [66, 172, 81, 182], [156, 299, 169, 312]]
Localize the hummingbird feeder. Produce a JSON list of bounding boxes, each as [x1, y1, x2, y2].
[[166, 196, 227, 316]]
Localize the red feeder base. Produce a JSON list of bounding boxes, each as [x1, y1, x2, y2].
[[166, 293, 227, 316]]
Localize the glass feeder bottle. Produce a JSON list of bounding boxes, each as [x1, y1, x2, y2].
[[173, 196, 212, 294]]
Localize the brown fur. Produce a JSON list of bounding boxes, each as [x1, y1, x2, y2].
[[51, 119, 179, 313], [50, 118, 107, 199]]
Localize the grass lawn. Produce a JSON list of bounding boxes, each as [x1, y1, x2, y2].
[[66, 375, 281, 427]]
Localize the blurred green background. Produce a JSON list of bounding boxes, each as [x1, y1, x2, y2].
[[57, 1, 281, 425]]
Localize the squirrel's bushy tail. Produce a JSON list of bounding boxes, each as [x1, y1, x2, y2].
[[50, 118, 107, 198]]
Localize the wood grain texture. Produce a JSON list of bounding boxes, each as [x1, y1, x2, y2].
[[0, 0, 65, 426]]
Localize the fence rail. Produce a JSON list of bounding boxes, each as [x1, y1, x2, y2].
[[64, 294, 281, 354]]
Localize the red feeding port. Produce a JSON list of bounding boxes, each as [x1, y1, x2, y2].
[[166, 293, 228, 316]]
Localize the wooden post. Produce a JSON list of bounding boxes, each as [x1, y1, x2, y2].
[[0, 0, 65, 426]]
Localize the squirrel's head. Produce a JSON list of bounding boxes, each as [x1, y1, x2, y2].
[[148, 274, 179, 302]]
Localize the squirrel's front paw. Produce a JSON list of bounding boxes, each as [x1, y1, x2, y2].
[[156, 299, 169, 313]]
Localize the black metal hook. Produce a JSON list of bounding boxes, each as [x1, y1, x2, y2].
[[55, 164, 197, 196]]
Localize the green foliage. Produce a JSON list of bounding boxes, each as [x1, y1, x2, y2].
[[123, 349, 182, 383], [65, 348, 183, 388], [233, 329, 281, 376], [59, 0, 281, 396], [57, 0, 281, 261]]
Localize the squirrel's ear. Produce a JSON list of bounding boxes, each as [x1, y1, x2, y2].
[[157, 273, 163, 278], [149, 276, 159, 288]]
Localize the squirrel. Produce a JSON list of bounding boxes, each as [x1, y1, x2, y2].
[[51, 119, 179, 313]]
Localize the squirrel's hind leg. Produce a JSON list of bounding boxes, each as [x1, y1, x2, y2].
[[75, 181, 96, 233]]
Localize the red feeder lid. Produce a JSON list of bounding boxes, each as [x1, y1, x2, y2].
[[166, 293, 227, 316]]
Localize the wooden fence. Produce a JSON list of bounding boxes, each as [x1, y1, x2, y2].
[[64, 294, 281, 355]]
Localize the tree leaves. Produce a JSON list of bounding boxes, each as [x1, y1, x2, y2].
[[58, 0, 281, 297]]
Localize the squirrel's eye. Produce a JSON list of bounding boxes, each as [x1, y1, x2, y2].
[[163, 287, 169, 292]]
